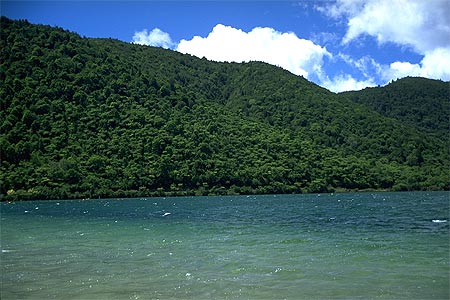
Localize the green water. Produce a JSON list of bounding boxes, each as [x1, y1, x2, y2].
[[1, 192, 449, 299]]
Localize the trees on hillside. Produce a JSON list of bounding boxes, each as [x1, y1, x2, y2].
[[1, 17, 449, 200]]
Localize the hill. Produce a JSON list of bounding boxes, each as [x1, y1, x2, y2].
[[1, 17, 449, 200], [340, 77, 449, 133]]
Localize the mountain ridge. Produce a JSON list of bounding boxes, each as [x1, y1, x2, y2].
[[1, 17, 449, 200]]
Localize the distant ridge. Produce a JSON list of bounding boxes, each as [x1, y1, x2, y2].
[[1, 17, 449, 200]]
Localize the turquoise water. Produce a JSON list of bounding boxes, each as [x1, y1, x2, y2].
[[1, 192, 449, 299]]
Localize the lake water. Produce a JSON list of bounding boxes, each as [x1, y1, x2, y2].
[[1, 192, 449, 299]]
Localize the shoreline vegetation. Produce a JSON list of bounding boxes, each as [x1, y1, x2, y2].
[[1, 17, 449, 202], [1, 183, 442, 203]]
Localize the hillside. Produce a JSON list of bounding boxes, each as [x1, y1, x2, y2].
[[340, 77, 449, 133], [1, 17, 449, 200]]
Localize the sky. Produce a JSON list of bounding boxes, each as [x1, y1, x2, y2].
[[2, 0, 449, 92]]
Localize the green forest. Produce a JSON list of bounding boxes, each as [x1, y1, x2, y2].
[[1, 17, 449, 201]]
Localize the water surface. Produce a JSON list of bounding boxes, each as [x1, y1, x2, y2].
[[1, 192, 449, 299]]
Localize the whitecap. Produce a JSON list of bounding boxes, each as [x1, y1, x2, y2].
[[162, 212, 171, 217], [432, 219, 447, 223]]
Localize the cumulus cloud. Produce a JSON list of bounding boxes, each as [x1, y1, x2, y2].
[[386, 61, 422, 79], [318, 0, 450, 82], [383, 47, 450, 81], [322, 0, 450, 52], [318, 0, 450, 88], [132, 28, 174, 49], [320, 74, 377, 93], [418, 48, 450, 80], [176, 24, 331, 79]]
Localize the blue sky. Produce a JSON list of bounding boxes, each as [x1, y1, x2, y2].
[[2, 0, 449, 92]]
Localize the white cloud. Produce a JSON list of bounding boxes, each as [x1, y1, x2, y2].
[[320, 74, 377, 93], [176, 24, 331, 80], [318, 0, 450, 84], [316, 0, 365, 20], [385, 61, 422, 79], [338, 53, 382, 78], [322, 0, 450, 53], [383, 48, 450, 81], [132, 28, 174, 49], [419, 48, 450, 80]]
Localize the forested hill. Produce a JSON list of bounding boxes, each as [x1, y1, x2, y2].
[[340, 77, 449, 133], [1, 17, 449, 201]]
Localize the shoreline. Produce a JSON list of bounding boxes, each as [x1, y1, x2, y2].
[[2, 188, 448, 202]]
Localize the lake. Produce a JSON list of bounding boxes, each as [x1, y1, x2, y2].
[[1, 192, 449, 299]]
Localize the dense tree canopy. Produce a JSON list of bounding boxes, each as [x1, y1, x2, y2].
[[1, 17, 449, 200], [341, 77, 449, 134]]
